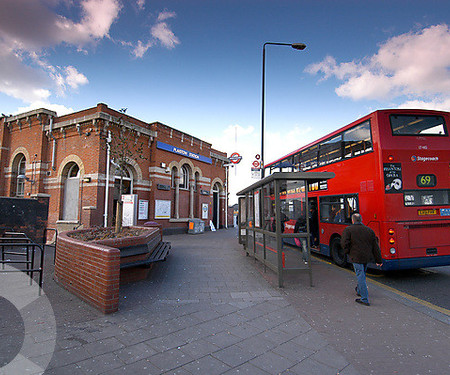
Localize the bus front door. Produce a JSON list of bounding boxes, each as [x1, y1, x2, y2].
[[308, 197, 319, 248]]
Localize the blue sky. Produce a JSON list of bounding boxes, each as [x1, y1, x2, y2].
[[1, 0, 450, 203]]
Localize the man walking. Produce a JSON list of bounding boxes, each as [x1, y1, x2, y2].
[[341, 213, 383, 306]]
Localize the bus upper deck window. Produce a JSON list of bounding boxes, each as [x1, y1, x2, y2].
[[390, 115, 448, 136]]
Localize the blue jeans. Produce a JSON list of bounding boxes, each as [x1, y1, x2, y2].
[[353, 263, 369, 303]]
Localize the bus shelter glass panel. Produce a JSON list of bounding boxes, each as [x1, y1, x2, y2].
[[247, 193, 254, 254], [238, 197, 246, 244], [263, 182, 275, 232], [279, 179, 309, 269], [253, 189, 264, 258], [261, 182, 277, 268], [247, 192, 254, 228]]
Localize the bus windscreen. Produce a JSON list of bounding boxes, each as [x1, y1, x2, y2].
[[390, 115, 448, 136]]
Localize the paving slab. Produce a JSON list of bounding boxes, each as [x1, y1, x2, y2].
[[1, 228, 448, 375]]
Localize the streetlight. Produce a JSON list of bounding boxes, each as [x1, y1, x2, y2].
[[261, 42, 306, 178]]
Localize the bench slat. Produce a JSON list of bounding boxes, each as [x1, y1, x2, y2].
[[120, 242, 170, 269]]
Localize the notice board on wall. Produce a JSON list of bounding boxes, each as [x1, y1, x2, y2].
[[155, 200, 171, 219], [138, 200, 148, 220]]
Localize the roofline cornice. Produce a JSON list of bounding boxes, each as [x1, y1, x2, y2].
[[45, 112, 157, 138]]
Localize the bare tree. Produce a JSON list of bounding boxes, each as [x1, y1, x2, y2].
[[104, 116, 147, 233]]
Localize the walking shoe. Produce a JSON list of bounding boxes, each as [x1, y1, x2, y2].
[[355, 286, 361, 297], [355, 298, 370, 306]]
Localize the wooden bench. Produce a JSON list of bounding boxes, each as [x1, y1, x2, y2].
[[120, 240, 171, 269]]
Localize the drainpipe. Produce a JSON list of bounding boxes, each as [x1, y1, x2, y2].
[[225, 164, 229, 229], [49, 116, 56, 171], [104, 130, 112, 227]]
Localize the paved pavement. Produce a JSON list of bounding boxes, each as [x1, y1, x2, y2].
[[1, 228, 449, 374]]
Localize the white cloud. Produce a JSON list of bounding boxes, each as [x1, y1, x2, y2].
[[0, 0, 120, 107], [157, 11, 177, 22], [0, 45, 51, 103], [0, 1, 180, 110], [398, 98, 450, 111], [151, 18, 180, 49], [132, 40, 154, 58], [64, 66, 89, 89], [306, 24, 450, 104], [136, 0, 145, 11], [55, 0, 122, 45], [0, 0, 121, 51], [125, 10, 180, 58], [16, 101, 74, 116]]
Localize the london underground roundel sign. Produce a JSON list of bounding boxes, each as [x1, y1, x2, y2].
[[230, 152, 242, 164]]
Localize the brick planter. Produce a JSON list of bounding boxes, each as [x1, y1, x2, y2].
[[54, 226, 160, 314]]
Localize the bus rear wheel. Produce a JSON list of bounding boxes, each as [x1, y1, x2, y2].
[[331, 237, 347, 267]]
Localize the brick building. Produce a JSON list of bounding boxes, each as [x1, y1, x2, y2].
[[0, 103, 229, 234]]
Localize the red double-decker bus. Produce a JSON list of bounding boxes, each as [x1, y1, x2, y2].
[[266, 109, 450, 270]]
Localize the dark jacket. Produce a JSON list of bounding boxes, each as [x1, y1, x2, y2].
[[341, 223, 382, 264]]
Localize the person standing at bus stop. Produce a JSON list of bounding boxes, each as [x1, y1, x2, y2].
[[341, 213, 383, 306]]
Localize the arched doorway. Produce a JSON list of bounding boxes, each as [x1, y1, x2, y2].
[[62, 163, 80, 221]]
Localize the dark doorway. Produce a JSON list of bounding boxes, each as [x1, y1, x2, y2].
[[308, 197, 319, 248]]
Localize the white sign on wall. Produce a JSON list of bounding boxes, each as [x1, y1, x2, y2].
[[155, 200, 171, 219], [202, 203, 209, 219], [138, 200, 149, 220]]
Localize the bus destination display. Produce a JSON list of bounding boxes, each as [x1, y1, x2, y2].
[[417, 174, 436, 188]]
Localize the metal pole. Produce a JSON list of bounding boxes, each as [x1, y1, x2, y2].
[[260, 42, 306, 179], [104, 130, 111, 227], [261, 45, 266, 179], [274, 180, 283, 287], [225, 165, 229, 229]]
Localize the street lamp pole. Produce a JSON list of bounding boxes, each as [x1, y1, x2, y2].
[[261, 42, 306, 178]]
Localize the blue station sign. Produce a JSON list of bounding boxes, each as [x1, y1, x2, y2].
[[157, 141, 212, 164]]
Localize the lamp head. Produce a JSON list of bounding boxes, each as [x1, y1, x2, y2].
[[291, 43, 306, 50]]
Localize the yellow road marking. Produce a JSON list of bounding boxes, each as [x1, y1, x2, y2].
[[311, 254, 450, 317], [367, 278, 450, 316]]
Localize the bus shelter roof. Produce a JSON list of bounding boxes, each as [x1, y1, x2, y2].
[[236, 171, 335, 196]]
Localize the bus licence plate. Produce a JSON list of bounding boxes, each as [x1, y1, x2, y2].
[[418, 209, 437, 216]]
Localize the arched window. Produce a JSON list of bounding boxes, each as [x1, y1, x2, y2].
[[180, 165, 189, 189], [67, 163, 80, 178], [194, 172, 200, 192], [15, 155, 26, 197], [114, 165, 133, 195], [171, 167, 178, 188]]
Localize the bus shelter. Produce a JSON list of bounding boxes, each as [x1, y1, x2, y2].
[[237, 172, 334, 287]]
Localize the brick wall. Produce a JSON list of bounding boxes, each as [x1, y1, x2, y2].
[[55, 232, 121, 314], [54, 226, 161, 314], [1, 103, 228, 234]]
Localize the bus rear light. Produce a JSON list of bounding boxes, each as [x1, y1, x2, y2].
[[388, 229, 395, 235], [388, 155, 394, 161], [389, 238, 395, 244], [390, 247, 396, 254]]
